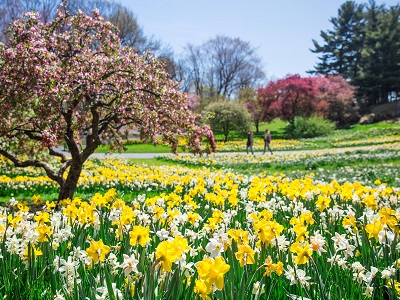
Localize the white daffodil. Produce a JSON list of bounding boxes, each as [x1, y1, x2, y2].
[[363, 266, 379, 284], [252, 281, 265, 295], [121, 253, 139, 276], [54, 290, 66, 300], [351, 261, 365, 272], [284, 265, 297, 285], [5, 235, 22, 255], [381, 266, 396, 279], [271, 234, 290, 251], [363, 285, 374, 298], [205, 238, 224, 258], [310, 230, 327, 255], [378, 229, 395, 245], [58, 256, 79, 278], [156, 228, 170, 240], [296, 268, 312, 288]]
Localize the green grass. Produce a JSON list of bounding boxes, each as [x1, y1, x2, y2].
[[125, 158, 184, 167], [343, 121, 400, 131], [0, 185, 166, 203], [213, 119, 288, 141], [254, 119, 287, 139], [96, 143, 176, 153]]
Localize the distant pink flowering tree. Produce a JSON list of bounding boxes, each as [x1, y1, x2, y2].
[[258, 74, 358, 128], [185, 93, 200, 111], [0, 5, 215, 201], [313, 75, 359, 126], [257, 74, 318, 126]]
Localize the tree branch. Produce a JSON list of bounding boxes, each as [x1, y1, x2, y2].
[[0, 149, 63, 185], [49, 146, 70, 163]]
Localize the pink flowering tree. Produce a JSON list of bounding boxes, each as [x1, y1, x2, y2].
[[313, 75, 359, 126], [257, 74, 318, 126], [185, 93, 200, 112], [0, 5, 215, 201]]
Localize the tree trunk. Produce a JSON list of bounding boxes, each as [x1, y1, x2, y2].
[[58, 163, 83, 201], [255, 120, 259, 133]]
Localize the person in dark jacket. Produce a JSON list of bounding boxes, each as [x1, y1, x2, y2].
[[246, 130, 254, 155]]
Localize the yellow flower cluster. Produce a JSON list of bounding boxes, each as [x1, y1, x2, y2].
[[215, 138, 313, 152]]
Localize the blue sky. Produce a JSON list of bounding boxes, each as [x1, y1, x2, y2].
[[117, 0, 399, 80]]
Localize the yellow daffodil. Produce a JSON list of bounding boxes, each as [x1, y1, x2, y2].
[[86, 239, 110, 264], [342, 215, 358, 233], [196, 256, 230, 290], [194, 279, 213, 300], [120, 206, 136, 225], [45, 200, 56, 211], [7, 214, 23, 228], [32, 194, 42, 205], [254, 219, 284, 245], [36, 224, 52, 242], [129, 225, 151, 247], [34, 211, 50, 225], [155, 240, 181, 272], [365, 219, 384, 242], [235, 244, 256, 267], [263, 255, 284, 276], [228, 228, 250, 245], [316, 195, 331, 212], [22, 245, 43, 260], [290, 241, 313, 265], [362, 195, 378, 210]]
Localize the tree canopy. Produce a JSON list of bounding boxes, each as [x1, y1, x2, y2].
[[258, 74, 317, 126], [203, 101, 252, 142], [257, 74, 357, 127], [0, 0, 170, 57], [311, 0, 400, 108], [0, 4, 215, 200], [178, 35, 265, 99]]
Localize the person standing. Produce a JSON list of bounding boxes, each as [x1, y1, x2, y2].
[[263, 129, 273, 155], [246, 130, 254, 155]]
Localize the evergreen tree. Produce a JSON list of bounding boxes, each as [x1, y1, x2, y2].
[[355, 2, 400, 107], [311, 1, 400, 109], [355, 1, 386, 106], [311, 1, 365, 80]]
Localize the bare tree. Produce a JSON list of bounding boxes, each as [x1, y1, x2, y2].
[[178, 44, 205, 95], [0, 0, 171, 58], [108, 3, 145, 49], [0, 0, 59, 41], [179, 35, 265, 99]]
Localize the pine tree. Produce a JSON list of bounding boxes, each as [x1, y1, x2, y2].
[[311, 1, 400, 109], [355, 3, 400, 106], [311, 1, 365, 80]]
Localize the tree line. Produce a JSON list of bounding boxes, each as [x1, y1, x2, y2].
[[1, 0, 399, 137], [311, 0, 400, 108]]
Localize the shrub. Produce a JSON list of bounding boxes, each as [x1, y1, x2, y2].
[[285, 115, 335, 138]]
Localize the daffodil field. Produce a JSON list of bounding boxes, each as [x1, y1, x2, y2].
[[1, 135, 400, 299]]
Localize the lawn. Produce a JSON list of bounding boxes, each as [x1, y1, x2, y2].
[[95, 143, 174, 153]]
